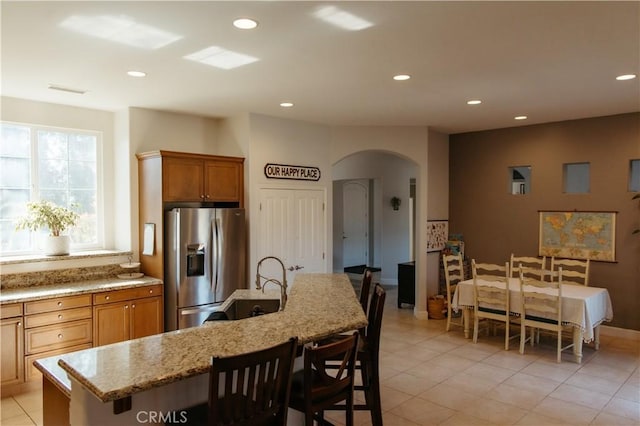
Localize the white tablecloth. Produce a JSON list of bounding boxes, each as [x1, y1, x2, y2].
[[452, 278, 613, 342]]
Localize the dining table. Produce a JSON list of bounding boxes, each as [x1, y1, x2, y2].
[[451, 277, 613, 363]]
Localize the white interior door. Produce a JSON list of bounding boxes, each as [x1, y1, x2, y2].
[[342, 180, 369, 268], [258, 188, 326, 288]]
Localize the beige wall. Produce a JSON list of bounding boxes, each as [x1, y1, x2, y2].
[[450, 113, 640, 330]]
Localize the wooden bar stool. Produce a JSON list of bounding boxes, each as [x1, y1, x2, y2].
[[176, 337, 298, 426], [323, 284, 386, 426], [289, 332, 359, 426]]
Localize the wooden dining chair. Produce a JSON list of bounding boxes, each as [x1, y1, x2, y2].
[[518, 268, 575, 363], [471, 260, 513, 350], [179, 337, 299, 426], [550, 257, 590, 286], [443, 254, 465, 332], [510, 254, 547, 280], [289, 332, 359, 426]]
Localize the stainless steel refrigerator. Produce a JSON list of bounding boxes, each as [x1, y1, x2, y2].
[[164, 207, 246, 331]]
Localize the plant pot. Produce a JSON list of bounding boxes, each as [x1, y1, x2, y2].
[[43, 235, 70, 256]]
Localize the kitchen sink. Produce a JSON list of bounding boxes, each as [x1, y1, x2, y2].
[[222, 298, 280, 320]]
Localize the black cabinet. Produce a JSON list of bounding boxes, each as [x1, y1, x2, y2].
[[397, 262, 415, 308]]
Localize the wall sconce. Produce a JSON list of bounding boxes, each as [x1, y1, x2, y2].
[[390, 196, 401, 211]]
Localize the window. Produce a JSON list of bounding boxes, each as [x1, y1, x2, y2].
[[509, 166, 531, 195], [630, 159, 640, 192], [563, 162, 590, 194], [0, 122, 102, 255]]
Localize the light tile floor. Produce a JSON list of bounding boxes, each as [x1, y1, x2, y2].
[[1, 287, 639, 426]]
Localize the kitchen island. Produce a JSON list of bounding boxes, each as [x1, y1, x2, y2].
[[35, 273, 367, 425]]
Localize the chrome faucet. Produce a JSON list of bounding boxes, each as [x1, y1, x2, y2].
[[255, 256, 288, 311]]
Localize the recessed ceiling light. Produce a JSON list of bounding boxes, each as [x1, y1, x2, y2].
[[127, 70, 146, 77], [393, 74, 410, 81], [514, 115, 528, 120], [233, 18, 258, 30], [48, 84, 86, 95], [59, 15, 182, 50], [280, 102, 294, 108], [616, 74, 637, 81], [467, 99, 482, 105], [184, 46, 259, 70]]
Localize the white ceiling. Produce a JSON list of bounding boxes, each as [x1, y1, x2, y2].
[[2, 1, 639, 134]]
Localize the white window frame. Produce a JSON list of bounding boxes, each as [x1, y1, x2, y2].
[[1, 120, 104, 255]]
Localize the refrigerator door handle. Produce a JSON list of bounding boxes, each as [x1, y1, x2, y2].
[[211, 217, 220, 294]]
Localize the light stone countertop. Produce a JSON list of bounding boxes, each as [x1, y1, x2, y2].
[[39, 273, 366, 403], [0, 276, 162, 304]]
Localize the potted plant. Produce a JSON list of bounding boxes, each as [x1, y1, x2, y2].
[[15, 200, 79, 255]]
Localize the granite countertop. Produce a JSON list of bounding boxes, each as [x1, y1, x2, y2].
[[37, 273, 367, 403], [0, 276, 163, 304]]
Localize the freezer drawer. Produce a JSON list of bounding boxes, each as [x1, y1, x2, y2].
[[178, 305, 222, 329]]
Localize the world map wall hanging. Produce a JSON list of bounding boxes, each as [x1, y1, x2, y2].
[[538, 211, 616, 262]]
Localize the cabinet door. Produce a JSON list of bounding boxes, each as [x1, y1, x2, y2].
[[204, 160, 242, 202], [1, 318, 24, 385], [93, 303, 130, 346], [163, 156, 205, 202], [130, 297, 163, 339]]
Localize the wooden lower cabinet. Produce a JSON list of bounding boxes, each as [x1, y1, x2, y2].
[[1, 283, 163, 391], [93, 285, 163, 346], [1, 316, 24, 386], [22, 295, 93, 389], [93, 302, 130, 346], [130, 296, 164, 340]]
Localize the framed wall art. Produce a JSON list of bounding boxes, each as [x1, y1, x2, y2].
[[427, 220, 448, 252], [538, 211, 616, 262]]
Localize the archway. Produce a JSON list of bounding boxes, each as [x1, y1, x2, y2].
[[332, 151, 419, 288]]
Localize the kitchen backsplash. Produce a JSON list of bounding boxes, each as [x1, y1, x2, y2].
[[1, 263, 136, 289]]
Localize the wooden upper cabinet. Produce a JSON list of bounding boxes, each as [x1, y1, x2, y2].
[[163, 156, 206, 202], [204, 160, 243, 202], [154, 151, 244, 204]]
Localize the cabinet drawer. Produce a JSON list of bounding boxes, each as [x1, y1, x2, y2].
[[1, 303, 23, 319], [25, 319, 92, 355], [25, 343, 92, 382], [93, 285, 163, 305], [25, 295, 91, 315], [24, 307, 92, 329]]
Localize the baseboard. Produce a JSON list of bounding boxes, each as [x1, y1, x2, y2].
[[599, 325, 640, 341], [413, 309, 429, 320]]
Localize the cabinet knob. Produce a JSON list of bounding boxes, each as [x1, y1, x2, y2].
[[58, 334, 63, 339], [105, 296, 110, 301], [17, 322, 21, 327], [58, 314, 63, 319], [125, 305, 129, 309], [149, 290, 153, 294], [132, 304, 136, 309], [200, 195, 205, 199], [57, 302, 63, 307], [205, 194, 210, 199]]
